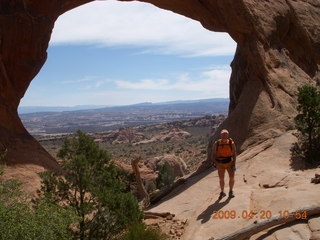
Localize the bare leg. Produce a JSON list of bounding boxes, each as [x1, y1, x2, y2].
[[226, 167, 235, 196], [218, 167, 226, 192]]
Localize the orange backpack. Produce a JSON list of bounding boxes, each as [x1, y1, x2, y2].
[[215, 138, 233, 158]]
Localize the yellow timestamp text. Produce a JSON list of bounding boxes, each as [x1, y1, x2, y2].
[[211, 210, 307, 220]]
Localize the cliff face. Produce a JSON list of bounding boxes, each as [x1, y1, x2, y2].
[[0, 0, 319, 168]]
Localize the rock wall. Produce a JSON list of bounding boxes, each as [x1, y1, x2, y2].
[[0, 0, 319, 169]]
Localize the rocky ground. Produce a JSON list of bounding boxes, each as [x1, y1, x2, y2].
[[145, 132, 320, 240], [144, 214, 188, 240]]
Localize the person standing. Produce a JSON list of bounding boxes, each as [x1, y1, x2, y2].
[[212, 129, 236, 199]]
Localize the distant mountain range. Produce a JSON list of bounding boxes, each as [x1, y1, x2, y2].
[[19, 98, 229, 135], [18, 105, 109, 114], [18, 98, 229, 114]]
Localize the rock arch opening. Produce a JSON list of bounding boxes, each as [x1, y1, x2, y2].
[[20, 1, 235, 154], [21, 1, 235, 108], [0, 0, 319, 171]]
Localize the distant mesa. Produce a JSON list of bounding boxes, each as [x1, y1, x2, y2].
[[102, 126, 191, 145], [134, 127, 191, 145], [138, 115, 225, 132]]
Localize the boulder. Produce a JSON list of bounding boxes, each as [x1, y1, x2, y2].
[[115, 161, 157, 182], [145, 154, 187, 178]]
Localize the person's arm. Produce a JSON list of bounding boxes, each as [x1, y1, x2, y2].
[[231, 141, 236, 165], [212, 141, 217, 167]]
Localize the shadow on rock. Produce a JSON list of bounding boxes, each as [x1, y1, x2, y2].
[[290, 142, 320, 171], [197, 197, 231, 224]]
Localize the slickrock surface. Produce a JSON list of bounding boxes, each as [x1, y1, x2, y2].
[[146, 132, 320, 240]]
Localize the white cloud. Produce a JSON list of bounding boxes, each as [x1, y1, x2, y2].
[[21, 66, 230, 106], [115, 79, 170, 90], [61, 76, 96, 84], [51, 0, 236, 57], [82, 79, 114, 89], [60, 76, 115, 90], [114, 65, 230, 97], [37, 66, 230, 106]]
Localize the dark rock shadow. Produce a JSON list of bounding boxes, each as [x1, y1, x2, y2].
[[290, 142, 307, 171], [197, 196, 232, 224], [290, 142, 320, 171]]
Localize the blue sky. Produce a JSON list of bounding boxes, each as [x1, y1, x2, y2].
[[20, 0, 236, 107]]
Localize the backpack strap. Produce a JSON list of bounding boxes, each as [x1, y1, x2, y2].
[[228, 138, 234, 154], [215, 139, 222, 155]]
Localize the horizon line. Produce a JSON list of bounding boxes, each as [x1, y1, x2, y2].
[[19, 97, 230, 108]]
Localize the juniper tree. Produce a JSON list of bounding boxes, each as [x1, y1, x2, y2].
[[38, 130, 142, 240], [156, 162, 175, 189], [294, 79, 320, 165]]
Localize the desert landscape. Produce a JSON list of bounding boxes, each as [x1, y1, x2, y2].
[[19, 99, 229, 135], [10, 110, 320, 240], [0, 0, 320, 240], [35, 113, 225, 169]]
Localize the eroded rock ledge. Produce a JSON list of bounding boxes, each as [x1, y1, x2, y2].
[[0, 0, 319, 169]]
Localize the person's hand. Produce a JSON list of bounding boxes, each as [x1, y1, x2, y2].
[[231, 165, 236, 171]]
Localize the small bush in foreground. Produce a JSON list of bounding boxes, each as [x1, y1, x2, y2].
[[0, 167, 78, 240], [117, 222, 168, 240]]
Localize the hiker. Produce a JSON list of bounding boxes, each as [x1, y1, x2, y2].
[[212, 129, 236, 199]]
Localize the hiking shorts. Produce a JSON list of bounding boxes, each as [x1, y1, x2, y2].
[[216, 157, 233, 170], [216, 161, 233, 170]]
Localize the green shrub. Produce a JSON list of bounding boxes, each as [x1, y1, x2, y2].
[[37, 130, 143, 240], [117, 222, 168, 240], [294, 79, 320, 166], [0, 167, 78, 240], [156, 162, 175, 189], [144, 181, 157, 194]]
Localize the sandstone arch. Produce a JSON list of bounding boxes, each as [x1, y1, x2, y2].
[[0, 0, 319, 169]]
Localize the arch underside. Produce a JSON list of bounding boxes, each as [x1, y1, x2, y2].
[[0, 0, 319, 169]]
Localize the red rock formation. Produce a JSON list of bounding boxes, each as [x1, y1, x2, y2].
[[134, 127, 191, 145], [0, 0, 319, 171], [105, 127, 146, 144]]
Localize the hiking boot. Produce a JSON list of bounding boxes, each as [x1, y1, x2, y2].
[[228, 190, 235, 198], [218, 191, 226, 200]]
